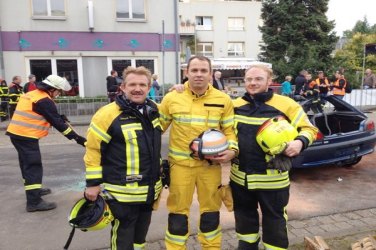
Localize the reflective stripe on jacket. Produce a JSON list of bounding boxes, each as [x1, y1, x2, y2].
[[6, 90, 51, 139], [84, 97, 163, 204], [0, 81, 9, 98], [8, 83, 23, 104], [232, 90, 318, 190], [159, 82, 238, 167]]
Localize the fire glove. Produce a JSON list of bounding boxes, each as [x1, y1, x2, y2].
[[267, 154, 292, 172], [219, 185, 233, 212], [161, 160, 170, 188], [75, 135, 87, 147]]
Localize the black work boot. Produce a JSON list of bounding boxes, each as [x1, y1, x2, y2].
[[39, 188, 52, 196], [26, 200, 57, 212]]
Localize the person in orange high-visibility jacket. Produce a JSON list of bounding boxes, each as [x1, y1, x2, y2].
[[231, 65, 318, 250], [331, 70, 346, 99], [159, 55, 238, 250], [315, 71, 330, 105], [6, 75, 86, 212]]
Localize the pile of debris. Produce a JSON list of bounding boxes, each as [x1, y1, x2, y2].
[[304, 235, 376, 250]]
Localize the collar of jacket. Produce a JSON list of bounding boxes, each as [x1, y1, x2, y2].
[[242, 88, 273, 104], [184, 81, 212, 98], [115, 94, 158, 114]]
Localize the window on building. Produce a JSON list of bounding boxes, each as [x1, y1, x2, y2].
[[197, 43, 213, 57], [29, 58, 79, 96], [228, 42, 245, 57], [196, 16, 213, 30], [116, 0, 145, 20], [32, 0, 65, 18], [111, 59, 156, 77], [228, 17, 245, 31]]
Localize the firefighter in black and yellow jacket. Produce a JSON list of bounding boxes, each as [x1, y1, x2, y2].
[[159, 56, 238, 250], [231, 65, 317, 250], [6, 75, 86, 212], [0, 76, 9, 121], [84, 66, 163, 250], [8, 75, 24, 119]]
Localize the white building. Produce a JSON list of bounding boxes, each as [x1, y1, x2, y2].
[[0, 0, 179, 97], [178, 0, 263, 82], [179, 0, 262, 61]]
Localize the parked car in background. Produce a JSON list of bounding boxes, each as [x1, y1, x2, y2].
[[292, 95, 376, 168]]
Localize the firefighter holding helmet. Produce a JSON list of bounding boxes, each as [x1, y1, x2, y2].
[[84, 66, 163, 249], [6, 75, 86, 212], [159, 55, 238, 249], [231, 65, 318, 249]]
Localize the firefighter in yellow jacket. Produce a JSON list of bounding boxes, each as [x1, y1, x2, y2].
[[84, 66, 163, 249], [0, 76, 9, 121], [231, 65, 318, 249], [159, 56, 238, 249], [6, 75, 86, 212]]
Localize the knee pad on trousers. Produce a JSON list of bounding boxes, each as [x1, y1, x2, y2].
[[168, 213, 188, 235], [200, 211, 219, 233]]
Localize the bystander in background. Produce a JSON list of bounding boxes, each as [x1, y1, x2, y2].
[[151, 74, 160, 101], [0, 76, 9, 121], [281, 75, 293, 97], [8, 76, 23, 118], [363, 68, 376, 89], [23, 74, 37, 93]]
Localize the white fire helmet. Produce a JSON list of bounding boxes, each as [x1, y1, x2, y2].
[[189, 129, 229, 160]]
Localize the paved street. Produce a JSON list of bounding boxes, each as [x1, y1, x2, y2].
[[0, 115, 376, 249]]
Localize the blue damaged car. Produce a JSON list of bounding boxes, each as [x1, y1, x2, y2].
[[292, 95, 376, 168]]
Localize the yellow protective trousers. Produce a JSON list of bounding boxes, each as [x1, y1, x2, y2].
[[165, 163, 222, 250]]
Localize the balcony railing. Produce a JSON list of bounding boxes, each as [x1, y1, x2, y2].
[[179, 25, 195, 35]]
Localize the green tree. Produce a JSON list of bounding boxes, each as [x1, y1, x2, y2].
[[258, 0, 337, 82], [343, 17, 376, 38], [333, 33, 376, 88]]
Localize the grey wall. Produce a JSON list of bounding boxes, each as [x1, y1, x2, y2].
[[82, 57, 108, 97]]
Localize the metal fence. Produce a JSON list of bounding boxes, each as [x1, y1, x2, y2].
[[1, 91, 376, 119], [55, 97, 108, 116]]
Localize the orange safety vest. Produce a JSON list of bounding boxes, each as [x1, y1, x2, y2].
[[7, 89, 51, 139], [332, 79, 346, 96]]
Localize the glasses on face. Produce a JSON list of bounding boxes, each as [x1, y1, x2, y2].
[[244, 77, 265, 83]]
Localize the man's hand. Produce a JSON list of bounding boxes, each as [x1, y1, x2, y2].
[[85, 186, 101, 201], [210, 149, 236, 164], [283, 139, 303, 157], [168, 84, 185, 93]]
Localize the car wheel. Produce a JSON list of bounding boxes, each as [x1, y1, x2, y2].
[[343, 156, 362, 167]]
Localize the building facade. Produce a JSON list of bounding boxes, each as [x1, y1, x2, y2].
[[0, 0, 179, 97], [179, 0, 262, 62]]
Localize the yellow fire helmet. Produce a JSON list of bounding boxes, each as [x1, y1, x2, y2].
[[64, 195, 114, 249], [189, 129, 229, 160], [68, 195, 113, 232], [256, 115, 298, 155]]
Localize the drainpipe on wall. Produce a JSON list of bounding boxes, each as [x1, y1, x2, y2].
[[173, 0, 180, 84], [0, 26, 5, 77]]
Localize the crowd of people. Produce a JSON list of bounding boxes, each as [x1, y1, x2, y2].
[[4, 58, 376, 250]]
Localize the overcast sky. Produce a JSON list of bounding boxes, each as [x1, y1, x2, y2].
[[327, 0, 376, 36]]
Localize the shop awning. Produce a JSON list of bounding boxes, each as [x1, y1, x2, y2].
[[181, 58, 272, 70]]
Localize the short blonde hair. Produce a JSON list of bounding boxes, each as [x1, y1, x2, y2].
[[245, 64, 274, 80], [285, 75, 292, 81], [122, 66, 152, 86]]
